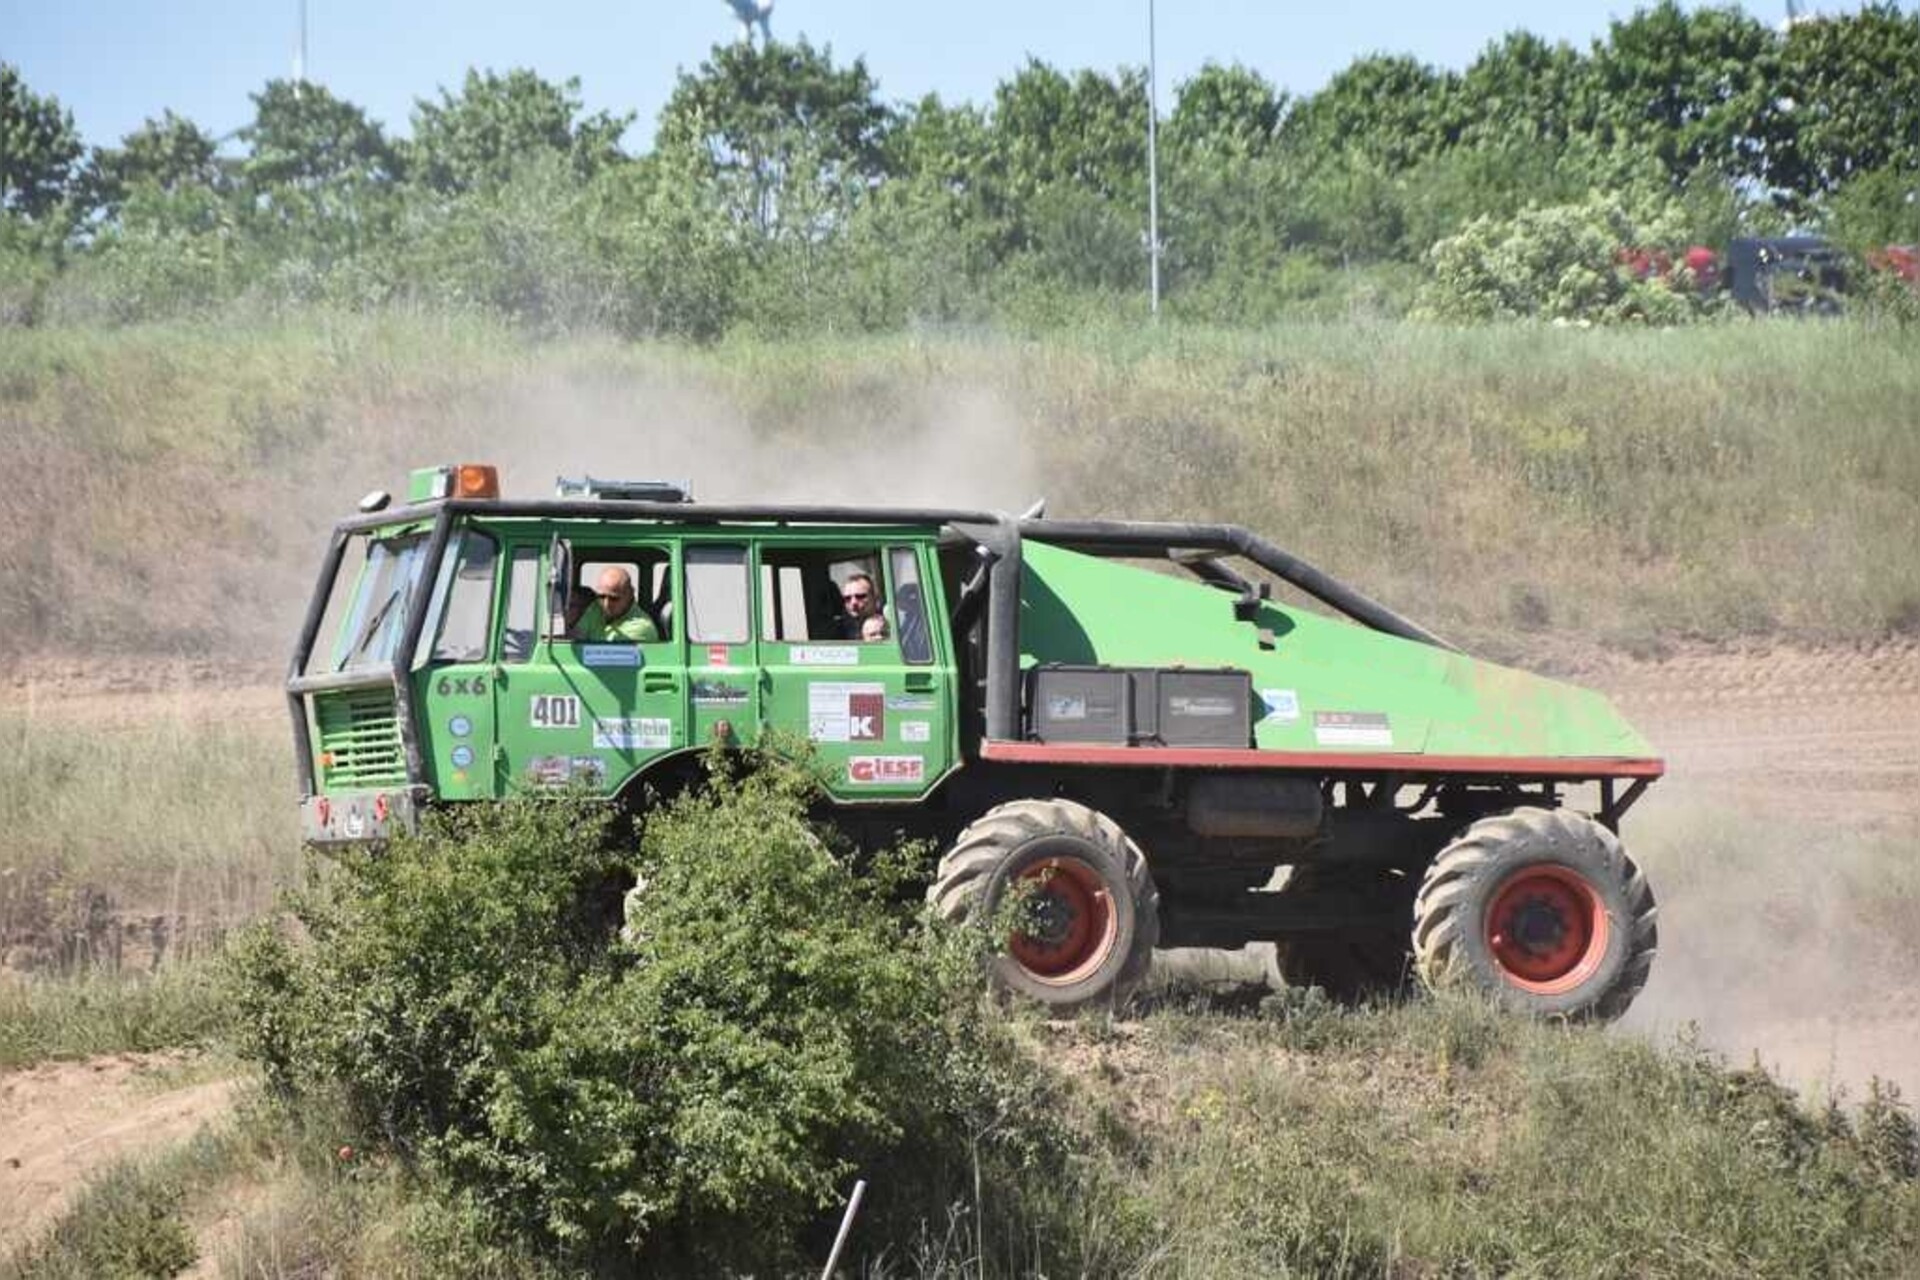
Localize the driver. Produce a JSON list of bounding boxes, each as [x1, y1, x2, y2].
[[572, 566, 659, 642]]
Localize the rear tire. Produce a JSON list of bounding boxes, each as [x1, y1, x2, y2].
[[930, 798, 1159, 1013], [1412, 807, 1656, 1021]]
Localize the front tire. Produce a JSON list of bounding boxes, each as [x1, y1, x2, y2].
[[1412, 807, 1657, 1021], [930, 798, 1159, 1013]]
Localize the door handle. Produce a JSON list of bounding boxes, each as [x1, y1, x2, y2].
[[643, 673, 679, 693], [904, 673, 936, 692]]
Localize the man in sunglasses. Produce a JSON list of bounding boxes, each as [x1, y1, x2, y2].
[[838, 572, 883, 640], [572, 566, 660, 643]]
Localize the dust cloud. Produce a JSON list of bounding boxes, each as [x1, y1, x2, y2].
[[1600, 647, 1920, 1100]]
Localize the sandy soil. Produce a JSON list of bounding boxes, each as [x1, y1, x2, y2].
[[0, 1053, 236, 1260]]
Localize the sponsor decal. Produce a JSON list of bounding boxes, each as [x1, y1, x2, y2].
[[848, 755, 925, 785], [527, 754, 610, 786], [886, 694, 936, 712], [448, 715, 473, 738], [900, 720, 932, 743], [1259, 689, 1300, 722], [528, 755, 572, 786], [1313, 711, 1393, 748], [581, 644, 643, 669], [343, 806, 365, 837], [450, 744, 475, 768], [691, 679, 750, 705], [593, 717, 673, 750], [1170, 694, 1238, 718], [705, 644, 733, 667], [1046, 694, 1089, 721], [808, 682, 886, 743], [530, 694, 582, 728], [791, 644, 858, 666]]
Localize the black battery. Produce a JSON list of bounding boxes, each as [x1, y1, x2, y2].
[[1027, 666, 1133, 744], [1135, 669, 1253, 748]]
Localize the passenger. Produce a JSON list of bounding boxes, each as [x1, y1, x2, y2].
[[573, 567, 660, 642], [861, 613, 890, 643], [838, 572, 881, 639]]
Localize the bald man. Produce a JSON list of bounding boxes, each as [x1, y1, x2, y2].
[[572, 566, 659, 643]]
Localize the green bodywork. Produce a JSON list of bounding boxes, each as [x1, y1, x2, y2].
[[298, 510, 1654, 839], [1019, 542, 1654, 761]]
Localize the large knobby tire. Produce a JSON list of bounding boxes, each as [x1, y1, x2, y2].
[[1413, 807, 1657, 1021], [1273, 864, 1418, 1002], [930, 798, 1159, 1013]]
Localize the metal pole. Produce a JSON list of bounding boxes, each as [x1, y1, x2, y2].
[[1147, 0, 1161, 318], [820, 1179, 868, 1279]]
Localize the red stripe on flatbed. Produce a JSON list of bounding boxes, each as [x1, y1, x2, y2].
[[979, 740, 1666, 779]]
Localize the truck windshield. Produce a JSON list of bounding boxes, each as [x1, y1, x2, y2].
[[326, 533, 432, 672]]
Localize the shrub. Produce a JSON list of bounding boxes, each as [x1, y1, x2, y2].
[[1421, 193, 1706, 323], [228, 751, 1072, 1272]]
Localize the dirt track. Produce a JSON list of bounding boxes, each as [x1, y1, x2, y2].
[[0, 1053, 235, 1259]]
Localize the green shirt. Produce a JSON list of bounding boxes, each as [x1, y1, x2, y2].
[[575, 601, 659, 643]]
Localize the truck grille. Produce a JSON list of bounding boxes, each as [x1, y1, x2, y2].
[[314, 687, 407, 789]]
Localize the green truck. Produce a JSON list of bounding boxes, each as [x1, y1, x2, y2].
[[290, 463, 1663, 1018]]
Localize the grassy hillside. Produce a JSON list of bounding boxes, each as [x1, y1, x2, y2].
[[2, 311, 1917, 671]]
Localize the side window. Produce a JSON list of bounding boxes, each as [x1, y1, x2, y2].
[[889, 546, 934, 664], [686, 544, 749, 642], [428, 532, 499, 663], [574, 547, 672, 641], [758, 546, 884, 642], [500, 546, 541, 662]]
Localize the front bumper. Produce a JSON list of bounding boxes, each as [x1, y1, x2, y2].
[[300, 788, 424, 845]]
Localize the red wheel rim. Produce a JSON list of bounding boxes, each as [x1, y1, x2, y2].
[[1485, 864, 1610, 995], [1005, 857, 1118, 986]]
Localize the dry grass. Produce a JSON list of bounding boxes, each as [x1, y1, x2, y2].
[[2, 312, 1918, 675]]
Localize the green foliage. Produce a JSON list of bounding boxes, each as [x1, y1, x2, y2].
[[1, 63, 83, 223], [229, 752, 1069, 1269], [1772, 4, 1920, 197], [82, 110, 223, 219], [1422, 193, 1702, 323], [408, 68, 631, 196]]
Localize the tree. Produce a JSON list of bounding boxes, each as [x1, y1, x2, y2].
[[1168, 63, 1285, 160], [1, 63, 83, 221], [1587, 3, 1779, 188], [1278, 54, 1462, 172], [1770, 5, 1920, 197], [1456, 32, 1592, 149], [408, 68, 630, 195], [658, 39, 892, 237], [989, 60, 1148, 206], [84, 111, 222, 217], [236, 80, 400, 255]]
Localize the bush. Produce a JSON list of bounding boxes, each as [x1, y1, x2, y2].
[[1421, 193, 1707, 323], [229, 751, 1073, 1272]]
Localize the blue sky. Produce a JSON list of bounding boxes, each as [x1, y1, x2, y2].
[[3, 1, 1906, 151]]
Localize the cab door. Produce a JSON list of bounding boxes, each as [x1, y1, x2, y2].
[[492, 542, 688, 794], [680, 541, 761, 750], [753, 539, 954, 799]]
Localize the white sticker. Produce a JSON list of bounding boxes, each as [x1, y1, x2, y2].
[[581, 644, 642, 668], [1170, 695, 1239, 717], [900, 720, 931, 743], [530, 694, 582, 728], [848, 755, 924, 785], [593, 717, 673, 750], [791, 644, 859, 666], [1046, 695, 1088, 721], [807, 682, 886, 743], [1260, 689, 1300, 722], [1313, 711, 1393, 747]]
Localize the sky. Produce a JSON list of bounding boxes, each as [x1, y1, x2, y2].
[[3, 1, 1909, 152]]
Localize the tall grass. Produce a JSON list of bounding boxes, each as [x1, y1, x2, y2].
[[0, 709, 295, 963], [3, 311, 1916, 671]]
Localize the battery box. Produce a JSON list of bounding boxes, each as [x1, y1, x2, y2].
[[1027, 665, 1252, 748]]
